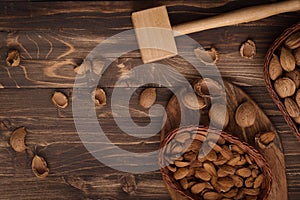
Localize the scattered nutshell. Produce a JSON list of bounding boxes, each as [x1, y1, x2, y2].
[[284, 31, 300, 49], [193, 78, 224, 97], [119, 174, 137, 195], [32, 155, 49, 178], [268, 54, 283, 81], [182, 92, 206, 110], [259, 131, 276, 145], [280, 46, 296, 72], [285, 69, 300, 88], [93, 88, 106, 107], [209, 103, 229, 129], [10, 127, 27, 152], [240, 40, 256, 59], [194, 47, 219, 65], [235, 101, 256, 128], [6, 49, 20, 67], [284, 97, 300, 118], [274, 77, 296, 98], [139, 88, 156, 109], [52, 91, 68, 108]]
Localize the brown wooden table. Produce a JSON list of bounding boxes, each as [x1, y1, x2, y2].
[[0, 1, 299, 199]]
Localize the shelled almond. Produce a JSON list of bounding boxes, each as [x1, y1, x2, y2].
[[267, 31, 300, 127], [162, 130, 268, 200]]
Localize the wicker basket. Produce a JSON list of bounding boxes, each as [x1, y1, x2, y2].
[[264, 22, 300, 140], [159, 126, 272, 200]]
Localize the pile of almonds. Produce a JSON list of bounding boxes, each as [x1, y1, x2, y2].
[[268, 31, 300, 126], [161, 129, 269, 200]]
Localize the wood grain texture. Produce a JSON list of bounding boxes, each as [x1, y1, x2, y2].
[[0, 1, 299, 200]]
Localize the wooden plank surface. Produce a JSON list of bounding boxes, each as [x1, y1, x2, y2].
[[0, 0, 299, 199]]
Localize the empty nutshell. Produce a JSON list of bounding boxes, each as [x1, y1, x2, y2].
[[269, 54, 283, 81], [32, 155, 49, 178], [235, 101, 256, 128], [209, 103, 229, 129], [6, 49, 20, 67], [93, 88, 106, 107], [52, 91, 68, 108], [194, 47, 219, 65], [139, 88, 156, 109], [240, 40, 256, 59], [274, 77, 296, 98], [280, 46, 296, 72], [10, 127, 27, 152]]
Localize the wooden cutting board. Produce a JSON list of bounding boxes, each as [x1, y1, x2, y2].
[[160, 81, 287, 200]]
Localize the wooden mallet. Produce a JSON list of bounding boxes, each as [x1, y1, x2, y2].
[[132, 1, 300, 63]]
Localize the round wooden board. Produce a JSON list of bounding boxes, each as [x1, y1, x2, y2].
[[160, 81, 287, 200]]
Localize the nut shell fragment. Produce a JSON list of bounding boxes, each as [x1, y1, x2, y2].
[[6, 49, 20, 67], [52, 91, 68, 108], [93, 88, 106, 107], [193, 78, 224, 98], [240, 40, 256, 59], [194, 47, 219, 65], [10, 127, 27, 152], [139, 88, 156, 109], [32, 155, 49, 178]]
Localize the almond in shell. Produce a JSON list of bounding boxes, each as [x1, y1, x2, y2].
[[235, 101, 256, 128], [280, 46, 296, 72], [139, 88, 156, 109], [274, 77, 296, 98], [268, 54, 282, 80], [285, 31, 300, 49], [259, 131, 276, 145]]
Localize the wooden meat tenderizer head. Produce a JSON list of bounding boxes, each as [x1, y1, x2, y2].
[[132, 1, 300, 64]]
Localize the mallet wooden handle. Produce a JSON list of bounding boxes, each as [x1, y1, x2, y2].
[[173, 1, 300, 37]]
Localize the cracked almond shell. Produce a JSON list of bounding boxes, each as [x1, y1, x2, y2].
[[240, 40, 256, 59], [194, 47, 219, 65], [93, 88, 106, 107], [52, 91, 68, 108], [10, 127, 27, 152], [32, 155, 49, 178], [6, 49, 20, 67], [182, 92, 206, 110]]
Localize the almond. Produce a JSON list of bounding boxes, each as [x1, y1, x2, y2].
[[260, 131, 276, 145], [220, 165, 236, 175], [240, 39, 256, 59], [251, 169, 259, 178], [236, 156, 247, 166], [274, 77, 296, 98], [203, 162, 217, 176], [242, 188, 260, 196], [167, 165, 177, 172], [203, 192, 221, 200], [285, 98, 300, 117], [220, 145, 233, 160], [230, 144, 244, 155], [227, 155, 241, 166], [182, 92, 207, 110], [245, 177, 254, 188], [209, 103, 229, 129], [280, 46, 296, 72], [191, 182, 207, 194], [207, 141, 222, 152], [195, 168, 211, 181], [205, 149, 217, 162], [285, 31, 300, 49], [231, 175, 244, 188], [173, 167, 189, 180], [52, 91, 68, 108], [180, 178, 188, 190], [175, 132, 191, 143], [218, 177, 234, 188], [175, 161, 190, 168], [93, 88, 106, 107], [296, 89, 300, 108], [253, 174, 264, 188], [236, 168, 251, 178], [139, 88, 156, 109], [223, 188, 238, 198], [269, 54, 283, 80], [184, 151, 197, 162], [285, 69, 300, 88], [294, 47, 300, 66], [214, 154, 228, 166]]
